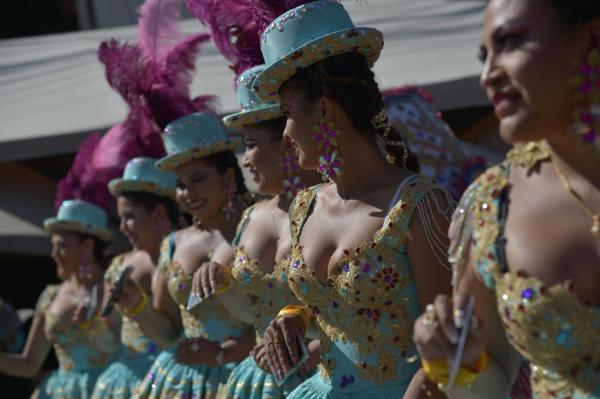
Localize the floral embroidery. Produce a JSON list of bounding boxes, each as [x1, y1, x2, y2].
[[160, 236, 246, 340], [37, 285, 113, 371], [287, 177, 441, 386], [464, 141, 600, 398]]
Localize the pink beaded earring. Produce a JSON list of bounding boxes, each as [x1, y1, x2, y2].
[[79, 250, 93, 280], [313, 117, 343, 183], [568, 48, 600, 155], [279, 141, 305, 199], [221, 181, 237, 221]]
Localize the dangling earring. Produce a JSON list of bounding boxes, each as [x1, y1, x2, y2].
[[79, 250, 93, 280], [155, 217, 168, 240], [568, 48, 600, 154], [221, 181, 237, 221], [313, 117, 343, 183], [279, 141, 305, 200]]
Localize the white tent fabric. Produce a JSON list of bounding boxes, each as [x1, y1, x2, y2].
[[0, 0, 487, 162]]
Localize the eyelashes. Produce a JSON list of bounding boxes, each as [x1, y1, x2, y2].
[[478, 28, 529, 63]]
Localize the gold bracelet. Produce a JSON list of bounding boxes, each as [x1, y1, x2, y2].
[[122, 289, 148, 317], [213, 266, 233, 294], [277, 304, 311, 333], [422, 351, 488, 388], [79, 316, 98, 331]]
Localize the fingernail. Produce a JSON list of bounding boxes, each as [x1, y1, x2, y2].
[[453, 308, 466, 329], [449, 329, 459, 345]]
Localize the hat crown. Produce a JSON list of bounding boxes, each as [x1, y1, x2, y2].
[[162, 112, 228, 155], [121, 157, 176, 188], [55, 200, 108, 231], [236, 65, 276, 111], [260, 1, 352, 65]]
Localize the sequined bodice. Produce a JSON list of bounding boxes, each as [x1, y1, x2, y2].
[[37, 285, 114, 372], [456, 141, 600, 398], [105, 256, 160, 358], [287, 178, 439, 391], [231, 246, 295, 337], [159, 233, 247, 341]]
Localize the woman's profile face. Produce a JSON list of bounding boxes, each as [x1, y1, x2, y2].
[[480, 0, 588, 144], [241, 124, 285, 196], [174, 159, 228, 221], [279, 86, 322, 171], [50, 231, 88, 279], [117, 196, 159, 252]]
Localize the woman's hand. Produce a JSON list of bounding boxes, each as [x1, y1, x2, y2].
[[174, 337, 221, 366], [114, 278, 141, 310], [72, 300, 90, 326], [413, 293, 484, 367], [251, 343, 271, 373], [191, 261, 230, 300], [263, 311, 306, 379]]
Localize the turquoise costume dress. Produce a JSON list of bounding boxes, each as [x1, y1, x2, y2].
[[91, 256, 161, 399], [286, 176, 444, 398], [134, 233, 248, 399], [452, 141, 600, 399], [218, 206, 311, 399], [31, 285, 116, 399]]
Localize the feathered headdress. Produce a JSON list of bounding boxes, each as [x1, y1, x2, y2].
[[56, 0, 215, 211], [186, 0, 313, 81]]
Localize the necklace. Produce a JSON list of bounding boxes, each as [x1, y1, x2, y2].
[[549, 154, 600, 238]]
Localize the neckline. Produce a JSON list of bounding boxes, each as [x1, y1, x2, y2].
[[292, 178, 418, 287], [235, 246, 290, 278]]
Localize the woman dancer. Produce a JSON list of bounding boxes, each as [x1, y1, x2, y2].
[[256, 1, 455, 397], [117, 113, 255, 399], [413, 1, 600, 398], [0, 199, 118, 398], [91, 157, 179, 399], [190, 64, 321, 399]]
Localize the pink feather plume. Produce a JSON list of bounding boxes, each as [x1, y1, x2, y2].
[[55, 133, 106, 210]]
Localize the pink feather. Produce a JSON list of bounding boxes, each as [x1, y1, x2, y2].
[[138, 0, 184, 66], [98, 39, 153, 107], [186, 0, 263, 78], [55, 133, 102, 210], [163, 33, 211, 95]]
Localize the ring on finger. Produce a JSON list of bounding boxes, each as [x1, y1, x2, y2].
[[422, 303, 436, 326]]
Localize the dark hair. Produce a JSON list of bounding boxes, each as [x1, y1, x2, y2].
[[251, 116, 287, 141], [546, 0, 600, 27], [74, 233, 110, 269], [281, 52, 420, 173], [203, 150, 250, 198], [119, 191, 181, 227]]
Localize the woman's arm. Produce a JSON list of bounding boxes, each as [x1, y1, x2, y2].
[[0, 313, 51, 378], [410, 190, 521, 399], [118, 270, 182, 346]]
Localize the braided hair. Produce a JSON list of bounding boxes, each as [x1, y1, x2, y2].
[[281, 52, 420, 173]]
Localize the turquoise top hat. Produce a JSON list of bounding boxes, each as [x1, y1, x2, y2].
[[155, 112, 242, 171], [254, 0, 383, 102], [44, 199, 112, 241], [108, 157, 176, 200], [222, 65, 282, 129]]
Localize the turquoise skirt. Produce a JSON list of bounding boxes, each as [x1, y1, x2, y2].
[[91, 353, 155, 399], [32, 368, 104, 399], [218, 356, 310, 399], [134, 347, 235, 399], [288, 372, 409, 399]]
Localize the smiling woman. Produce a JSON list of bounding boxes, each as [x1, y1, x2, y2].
[[413, 1, 600, 398]]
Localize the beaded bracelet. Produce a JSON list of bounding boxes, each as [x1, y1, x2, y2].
[[122, 288, 148, 317], [277, 304, 311, 333], [213, 266, 233, 294], [422, 350, 488, 389]]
